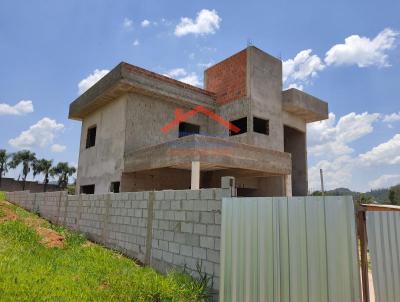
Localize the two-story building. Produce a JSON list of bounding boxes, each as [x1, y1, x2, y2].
[[69, 46, 328, 196]]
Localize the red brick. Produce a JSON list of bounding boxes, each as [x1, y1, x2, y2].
[[205, 49, 247, 105]]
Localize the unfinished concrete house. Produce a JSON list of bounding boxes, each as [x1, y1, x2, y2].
[[69, 46, 328, 196]]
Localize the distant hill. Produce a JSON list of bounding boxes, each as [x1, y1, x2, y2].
[[311, 183, 400, 204]]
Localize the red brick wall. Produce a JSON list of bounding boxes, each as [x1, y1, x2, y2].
[[205, 49, 247, 105]]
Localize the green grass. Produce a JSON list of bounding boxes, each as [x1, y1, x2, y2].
[[0, 191, 6, 201], [0, 200, 210, 301]]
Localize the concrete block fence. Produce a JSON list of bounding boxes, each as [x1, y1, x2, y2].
[[6, 177, 236, 290]]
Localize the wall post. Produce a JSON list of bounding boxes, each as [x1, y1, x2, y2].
[[221, 176, 236, 197], [190, 161, 200, 190], [144, 191, 155, 265], [357, 208, 370, 302]]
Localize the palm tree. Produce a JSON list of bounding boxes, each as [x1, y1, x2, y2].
[[0, 149, 10, 187], [32, 159, 53, 192], [50, 162, 76, 190], [8, 150, 37, 190]]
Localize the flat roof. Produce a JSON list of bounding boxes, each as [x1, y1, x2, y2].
[[69, 62, 216, 120], [282, 88, 329, 123]]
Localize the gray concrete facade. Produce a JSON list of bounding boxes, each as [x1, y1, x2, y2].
[[69, 46, 328, 196]]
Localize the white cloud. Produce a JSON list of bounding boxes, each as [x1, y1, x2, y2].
[[308, 111, 400, 191], [178, 73, 202, 87], [78, 69, 109, 95], [133, 39, 140, 46], [287, 83, 304, 91], [197, 62, 214, 69], [141, 19, 150, 27], [383, 112, 400, 122], [123, 17, 133, 30], [308, 112, 380, 157], [9, 117, 64, 149], [369, 174, 400, 189], [325, 28, 399, 67], [308, 155, 356, 191], [163, 68, 202, 87], [282, 49, 325, 88], [174, 9, 221, 37], [51, 144, 66, 153], [0, 100, 34, 116], [359, 134, 400, 166], [164, 68, 187, 78], [161, 18, 172, 26]]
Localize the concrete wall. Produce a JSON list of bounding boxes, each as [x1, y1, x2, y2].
[[77, 96, 127, 194], [6, 179, 236, 291], [0, 177, 59, 193], [124, 93, 212, 153], [248, 46, 285, 152], [202, 170, 286, 197], [214, 97, 251, 144], [284, 125, 307, 196], [121, 168, 191, 192]]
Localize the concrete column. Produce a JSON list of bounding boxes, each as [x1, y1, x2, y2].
[[285, 174, 292, 197], [191, 161, 200, 190], [221, 176, 237, 197]]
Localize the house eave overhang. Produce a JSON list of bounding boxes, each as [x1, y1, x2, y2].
[[68, 63, 217, 121], [282, 88, 329, 123], [123, 134, 292, 175]]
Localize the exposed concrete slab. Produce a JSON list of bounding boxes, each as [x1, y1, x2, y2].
[[69, 62, 216, 120], [282, 88, 328, 123], [124, 134, 292, 175]]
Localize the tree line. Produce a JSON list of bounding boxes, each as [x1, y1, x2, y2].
[[0, 149, 76, 192], [311, 185, 400, 206]]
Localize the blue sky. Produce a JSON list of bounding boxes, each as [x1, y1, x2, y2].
[[1, 0, 399, 192]]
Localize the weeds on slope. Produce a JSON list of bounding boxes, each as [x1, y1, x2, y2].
[[0, 199, 211, 301]]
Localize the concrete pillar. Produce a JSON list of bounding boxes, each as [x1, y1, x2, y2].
[[221, 176, 236, 197], [285, 174, 292, 197], [191, 161, 200, 190]]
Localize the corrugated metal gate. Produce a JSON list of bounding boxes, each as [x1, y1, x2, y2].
[[219, 196, 361, 302], [366, 211, 400, 302]]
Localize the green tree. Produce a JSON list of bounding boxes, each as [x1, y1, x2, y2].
[[32, 159, 53, 192], [357, 193, 373, 204], [388, 185, 400, 205], [0, 149, 10, 187], [8, 150, 36, 190], [389, 189, 395, 205], [50, 162, 76, 190]]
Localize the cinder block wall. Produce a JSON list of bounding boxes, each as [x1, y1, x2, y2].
[[6, 178, 235, 290]]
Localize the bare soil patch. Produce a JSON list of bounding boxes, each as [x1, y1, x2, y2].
[[0, 202, 17, 223], [36, 227, 65, 248], [0, 200, 65, 248]]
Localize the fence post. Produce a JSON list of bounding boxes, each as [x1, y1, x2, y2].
[[63, 193, 69, 225], [56, 191, 63, 224], [101, 194, 111, 244], [144, 191, 155, 265], [76, 194, 83, 231], [33, 193, 38, 213], [357, 207, 370, 302], [221, 176, 236, 197]]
